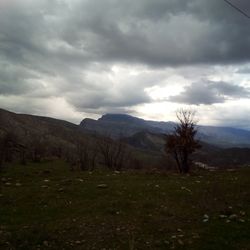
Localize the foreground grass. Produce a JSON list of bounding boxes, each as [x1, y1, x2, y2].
[[0, 161, 250, 250]]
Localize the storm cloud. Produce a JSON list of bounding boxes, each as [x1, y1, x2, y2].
[[169, 81, 250, 105], [0, 0, 250, 128]]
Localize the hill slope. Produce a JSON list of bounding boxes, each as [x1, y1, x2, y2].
[[80, 113, 250, 148], [1, 108, 250, 168], [0, 108, 81, 145]]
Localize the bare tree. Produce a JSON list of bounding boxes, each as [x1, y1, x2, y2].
[[89, 146, 98, 171], [29, 135, 47, 162], [165, 109, 201, 173], [76, 137, 90, 171], [2, 132, 19, 163], [98, 136, 115, 170], [73, 135, 99, 171], [19, 143, 27, 165], [0, 134, 4, 169], [113, 137, 128, 171], [98, 135, 129, 171]]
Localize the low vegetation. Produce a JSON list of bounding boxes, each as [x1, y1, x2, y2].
[[1, 161, 250, 249]]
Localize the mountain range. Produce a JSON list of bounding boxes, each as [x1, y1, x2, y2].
[[80, 114, 250, 148], [1, 108, 250, 168]]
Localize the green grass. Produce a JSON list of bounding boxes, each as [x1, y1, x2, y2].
[[0, 161, 250, 249]]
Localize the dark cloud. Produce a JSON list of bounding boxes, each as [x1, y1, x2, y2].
[[1, 0, 250, 71], [59, 0, 250, 66], [68, 89, 150, 110], [169, 81, 250, 105], [0, 0, 250, 127]]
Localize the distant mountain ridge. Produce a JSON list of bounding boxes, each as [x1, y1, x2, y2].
[[1, 108, 250, 149], [80, 113, 250, 148], [1, 108, 250, 167]]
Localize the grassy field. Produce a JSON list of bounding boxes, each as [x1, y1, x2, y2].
[[0, 161, 250, 250]]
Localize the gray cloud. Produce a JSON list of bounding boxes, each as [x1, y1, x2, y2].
[[169, 81, 250, 105], [1, 0, 250, 70], [64, 69, 153, 110], [59, 0, 250, 66], [0, 0, 250, 127], [236, 65, 250, 74], [0, 63, 35, 95]]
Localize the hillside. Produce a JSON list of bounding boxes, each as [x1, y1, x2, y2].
[[0, 108, 80, 143], [80, 114, 168, 138], [0, 108, 96, 167], [122, 131, 250, 168], [0, 109, 149, 169], [80, 114, 250, 148], [1, 108, 250, 168]]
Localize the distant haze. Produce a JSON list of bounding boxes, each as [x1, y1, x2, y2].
[[0, 0, 250, 129]]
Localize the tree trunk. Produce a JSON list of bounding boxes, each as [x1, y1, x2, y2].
[[174, 151, 182, 173], [181, 150, 189, 173]]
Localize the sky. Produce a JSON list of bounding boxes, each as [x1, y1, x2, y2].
[[0, 0, 250, 129]]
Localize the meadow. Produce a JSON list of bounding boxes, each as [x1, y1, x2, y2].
[[0, 161, 250, 249]]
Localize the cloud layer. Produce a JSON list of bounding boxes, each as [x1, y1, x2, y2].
[[169, 80, 250, 105], [0, 0, 250, 128]]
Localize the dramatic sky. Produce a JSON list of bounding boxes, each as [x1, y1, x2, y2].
[[1, 0, 250, 129]]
